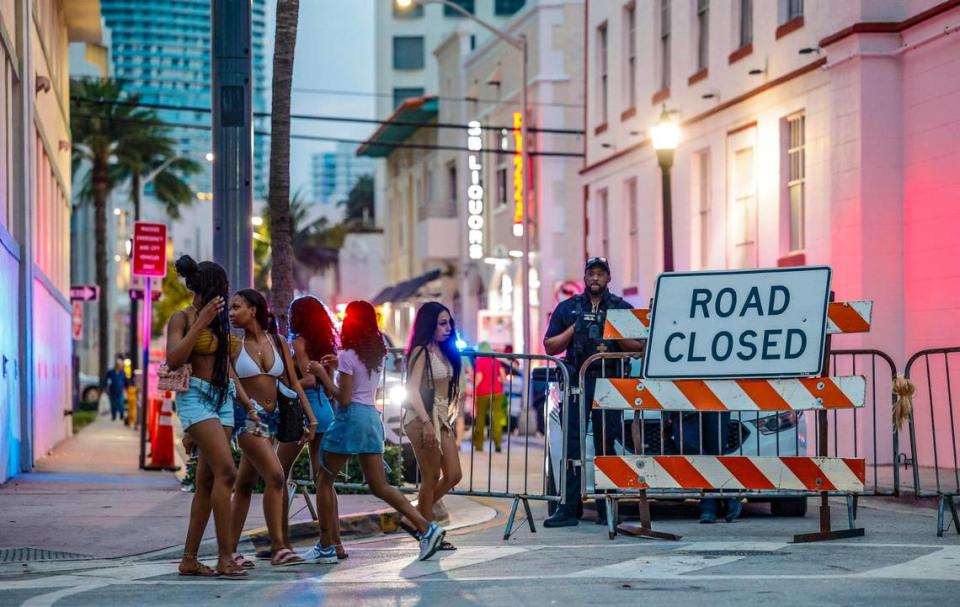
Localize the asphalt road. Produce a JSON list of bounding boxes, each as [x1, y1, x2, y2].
[[2, 497, 959, 606]]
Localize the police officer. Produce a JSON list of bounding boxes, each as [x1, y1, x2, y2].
[[543, 257, 643, 527]]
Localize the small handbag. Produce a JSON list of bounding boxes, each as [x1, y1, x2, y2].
[[273, 335, 307, 443], [405, 348, 436, 415], [157, 363, 192, 392]]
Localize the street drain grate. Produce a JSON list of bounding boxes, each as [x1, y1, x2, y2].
[[0, 548, 94, 563], [681, 550, 790, 557]]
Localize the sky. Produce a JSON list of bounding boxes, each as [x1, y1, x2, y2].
[[286, 0, 376, 200]]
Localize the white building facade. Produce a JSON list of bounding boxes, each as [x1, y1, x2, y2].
[[581, 0, 960, 367], [436, 0, 586, 351]]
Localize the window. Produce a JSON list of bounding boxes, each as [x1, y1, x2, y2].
[[393, 4, 424, 18], [624, 3, 637, 109], [598, 189, 610, 258], [696, 0, 709, 72], [495, 0, 526, 16], [444, 0, 474, 17], [393, 87, 424, 109], [0, 57, 13, 231], [786, 0, 803, 20], [447, 161, 457, 206], [730, 144, 757, 268], [597, 23, 608, 124], [659, 0, 671, 91], [786, 114, 805, 252], [738, 0, 753, 48], [695, 151, 711, 268], [497, 166, 508, 207], [626, 178, 639, 284], [393, 36, 424, 70]]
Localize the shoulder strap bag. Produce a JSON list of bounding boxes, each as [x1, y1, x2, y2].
[[273, 334, 307, 443]]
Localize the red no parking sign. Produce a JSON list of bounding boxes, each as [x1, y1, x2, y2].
[[132, 222, 167, 278]]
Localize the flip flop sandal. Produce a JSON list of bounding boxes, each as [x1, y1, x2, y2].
[[233, 553, 256, 569], [335, 544, 349, 560], [178, 561, 220, 577], [271, 548, 305, 567], [439, 541, 458, 551], [215, 562, 249, 579]]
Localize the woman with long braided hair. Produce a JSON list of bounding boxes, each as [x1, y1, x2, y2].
[[166, 255, 257, 578]]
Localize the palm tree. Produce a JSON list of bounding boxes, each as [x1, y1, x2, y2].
[[71, 78, 199, 377], [267, 0, 300, 334], [116, 119, 201, 372]]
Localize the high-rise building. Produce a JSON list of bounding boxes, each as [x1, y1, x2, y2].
[[99, 0, 270, 215], [310, 142, 375, 207]]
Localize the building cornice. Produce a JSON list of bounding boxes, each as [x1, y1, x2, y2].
[[580, 58, 826, 175], [819, 0, 960, 47]]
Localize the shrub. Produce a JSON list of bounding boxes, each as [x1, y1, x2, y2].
[[181, 444, 405, 493], [72, 410, 97, 434]]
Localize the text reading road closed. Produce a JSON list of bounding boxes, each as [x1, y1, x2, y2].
[[644, 267, 831, 379]]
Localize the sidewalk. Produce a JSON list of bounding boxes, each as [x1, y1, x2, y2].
[[0, 416, 482, 560]]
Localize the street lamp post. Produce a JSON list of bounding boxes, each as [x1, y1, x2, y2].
[[395, 0, 532, 353], [651, 106, 680, 273]]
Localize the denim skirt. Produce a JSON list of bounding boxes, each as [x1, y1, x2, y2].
[[176, 377, 235, 430], [320, 403, 384, 455], [307, 387, 335, 434]]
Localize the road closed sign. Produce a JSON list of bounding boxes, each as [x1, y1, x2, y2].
[[643, 267, 831, 379]]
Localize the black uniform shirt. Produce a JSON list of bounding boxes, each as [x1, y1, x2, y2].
[[545, 290, 634, 372]]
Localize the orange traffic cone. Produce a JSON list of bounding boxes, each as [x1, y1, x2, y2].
[[148, 397, 159, 445], [147, 391, 180, 471]]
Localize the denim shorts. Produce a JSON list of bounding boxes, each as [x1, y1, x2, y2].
[[176, 377, 236, 431], [233, 403, 280, 441], [320, 403, 384, 455], [307, 387, 335, 434]]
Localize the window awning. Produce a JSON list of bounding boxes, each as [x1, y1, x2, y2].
[[356, 96, 438, 158], [371, 269, 443, 305]]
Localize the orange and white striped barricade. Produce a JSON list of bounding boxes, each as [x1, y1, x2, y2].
[[582, 266, 871, 543]]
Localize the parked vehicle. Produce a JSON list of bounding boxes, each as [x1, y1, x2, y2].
[[544, 361, 809, 517]]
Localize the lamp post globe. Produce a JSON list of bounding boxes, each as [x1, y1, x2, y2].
[[651, 105, 680, 272]]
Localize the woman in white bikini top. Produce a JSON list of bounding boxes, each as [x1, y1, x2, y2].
[[226, 289, 316, 568]]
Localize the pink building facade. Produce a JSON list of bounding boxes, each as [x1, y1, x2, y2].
[[581, 0, 960, 369]]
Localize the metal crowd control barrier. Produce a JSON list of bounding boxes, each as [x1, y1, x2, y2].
[[586, 292, 875, 543], [293, 348, 571, 540], [904, 347, 960, 536], [828, 349, 902, 498]]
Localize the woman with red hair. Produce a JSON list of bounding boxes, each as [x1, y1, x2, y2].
[[311, 301, 447, 561]]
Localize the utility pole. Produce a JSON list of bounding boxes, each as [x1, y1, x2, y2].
[[211, 0, 254, 290]]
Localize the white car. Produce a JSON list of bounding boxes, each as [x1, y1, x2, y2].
[[545, 360, 809, 517]]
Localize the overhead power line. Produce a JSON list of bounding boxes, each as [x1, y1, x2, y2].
[[69, 111, 585, 158], [291, 86, 586, 110], [70, 95, 585, 136]]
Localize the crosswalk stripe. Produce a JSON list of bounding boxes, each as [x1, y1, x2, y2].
[[311, 546, 534, 584]]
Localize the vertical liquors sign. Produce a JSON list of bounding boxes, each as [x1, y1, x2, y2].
[[466, 120, 484, 260]]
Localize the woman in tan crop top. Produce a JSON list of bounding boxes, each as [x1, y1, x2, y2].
[[404, 302, 463, 550], [165, 255, 258, 578]]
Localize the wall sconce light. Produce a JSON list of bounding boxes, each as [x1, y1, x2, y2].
[[35, 75, 51, 94]]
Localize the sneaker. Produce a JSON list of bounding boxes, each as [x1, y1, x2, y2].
[[418, 523, 446, 561], [300, 543, 338, 565], [724, 499, 743, 523]]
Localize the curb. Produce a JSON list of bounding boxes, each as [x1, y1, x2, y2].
[[245, 507, 404, 550]]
